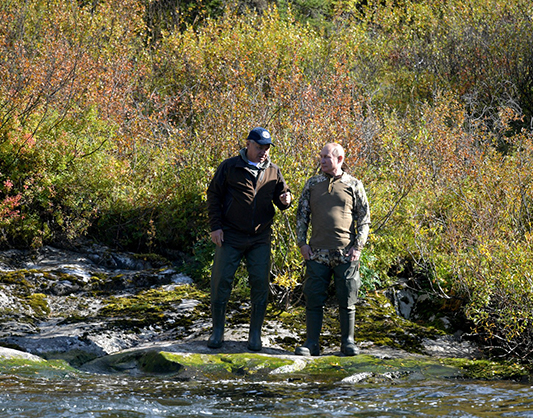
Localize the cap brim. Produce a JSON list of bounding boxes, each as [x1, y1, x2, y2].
[[249, 139, 275, 146]]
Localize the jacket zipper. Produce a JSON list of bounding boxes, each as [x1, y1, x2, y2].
[[251, 170, 264, 230]]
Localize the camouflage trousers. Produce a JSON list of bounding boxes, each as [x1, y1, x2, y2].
[[309, 248, 352, 267]]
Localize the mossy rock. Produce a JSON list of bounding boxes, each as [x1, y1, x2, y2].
[[443, 358, 531, 381], [42, 349, 100, 368], [287, 354, 463, 382], [82, 350, 295, 379], [81, 349, 469, 382], [0, 357, 79, 378]]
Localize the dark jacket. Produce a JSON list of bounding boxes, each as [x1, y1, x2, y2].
[[207, 149, 290, 238]]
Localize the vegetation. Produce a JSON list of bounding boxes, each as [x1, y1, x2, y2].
[[1, 0, 533, 363], [93, 349, 529, 382]]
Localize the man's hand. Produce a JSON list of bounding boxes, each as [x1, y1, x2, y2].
[[346, 247, 361, 262], [280, 192, 292, 206], [299, 244, 313, 260], [211, 229, 224, 247]]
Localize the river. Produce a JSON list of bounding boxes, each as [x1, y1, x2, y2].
[[2, 373, 533, 417]]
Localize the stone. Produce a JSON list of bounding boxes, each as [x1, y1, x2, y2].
[[0, 244, 482, 379]]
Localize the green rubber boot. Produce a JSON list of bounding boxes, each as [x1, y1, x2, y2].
[[340, 307, 359, 356], [247, 304, 267, 351], [295, 310, 323, 356], [207, 303, 226, 349]]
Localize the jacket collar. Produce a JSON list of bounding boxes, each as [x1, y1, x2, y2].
[[239, 148, 270, 170], [323, 170, 344, 180]]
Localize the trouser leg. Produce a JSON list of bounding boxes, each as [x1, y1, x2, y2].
[[245, 243, 271, 306], [210, 243, 243, 304], [295, 260, 330, 356], [208, 243, 243, 349], [334, 261, 361, 356], [245, 244, 271, 351]]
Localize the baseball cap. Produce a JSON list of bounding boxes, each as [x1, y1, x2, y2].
[[247, 127, 274, 146]]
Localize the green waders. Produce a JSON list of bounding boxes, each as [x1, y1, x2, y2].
[[207, 303, 226, 348], [208, 238, 271, 350], [294, 309, 323, 356], [295, 259, 360, 356], [247, 303, 267, 351], [339, 307, 358, 356]]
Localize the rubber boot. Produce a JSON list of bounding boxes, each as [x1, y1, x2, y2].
[[340, 307, 358, 356], [247, 304, 267, 351], [295, 309, 323, 356], [207, 303, 226, 349]]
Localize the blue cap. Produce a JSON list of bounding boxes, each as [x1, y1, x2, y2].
[[247, 127, 274, 145]]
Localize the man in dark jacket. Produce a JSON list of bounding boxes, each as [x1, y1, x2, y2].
[[206, 127, 291, 351]]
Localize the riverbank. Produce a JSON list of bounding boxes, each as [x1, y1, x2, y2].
[[0, 244, 526, 382]]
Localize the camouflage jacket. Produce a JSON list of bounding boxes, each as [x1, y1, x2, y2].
[[296, 171, 370, 253]]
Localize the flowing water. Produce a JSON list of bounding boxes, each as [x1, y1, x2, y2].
[[2, 373, 533, 417]]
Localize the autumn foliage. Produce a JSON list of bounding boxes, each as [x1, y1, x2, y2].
[[2, 0, 533, 361]]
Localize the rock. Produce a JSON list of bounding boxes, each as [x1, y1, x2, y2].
[[80, 346, 465, 382], [341, 371, 375, 383], [0, 346, 79, 378], [48, 280, 81, 296], [422, 334, 481, 358], [0, 244, 484, 379], [0, 346, 44, 361]]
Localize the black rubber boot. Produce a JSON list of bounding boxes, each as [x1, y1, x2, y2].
[[247, 304, 267, 351], [295, 309, 323, 356], [340, 307, 358, 356], [207, 303, 226, 349]]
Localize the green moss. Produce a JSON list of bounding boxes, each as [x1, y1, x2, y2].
[[41, 271, 82, 283], [25, 293, 50, 317], [97, 285, 209, 330], [84, 350, 465, 382], [81, 349, 533, 383], [443, 358, 531, 381], [0, 270, 33, 293], [114, 351, 296, 378], [0, 357, 79, 378], [349, 292, 446, 353], [0, 270, 27, 284], [58, 313, 89, 325], [292, 354, 462, 381], [192, 352, 293, 375], [133, 253, 169, 267], [100, 291, 177, 318]]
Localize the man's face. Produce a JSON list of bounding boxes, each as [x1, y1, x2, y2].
[[320, 145, 342, 175], [247, 140, 270, 163]]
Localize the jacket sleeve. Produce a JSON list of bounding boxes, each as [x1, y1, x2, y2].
[[272, 166, 291, 211], [206, 162, 228, 232], [353, 180, 371, 250], [296, 179, 312, 248]]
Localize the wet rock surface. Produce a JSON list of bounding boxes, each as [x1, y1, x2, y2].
[[0, 245, 482, 374]]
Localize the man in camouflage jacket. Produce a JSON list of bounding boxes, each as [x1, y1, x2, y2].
[[295, 142, 370, 356]]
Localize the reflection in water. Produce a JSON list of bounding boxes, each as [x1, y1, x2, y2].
[[1, 374, 533, 417]]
